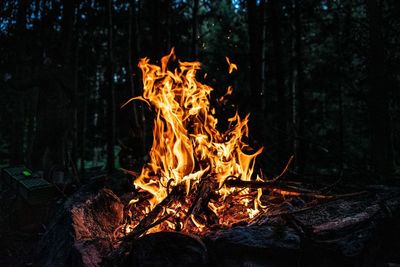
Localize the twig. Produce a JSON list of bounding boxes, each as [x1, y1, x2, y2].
[[270, 188, 369, 200], [121, 213, 173, 240], [221, 155, 293, 189], [120, 186, 181, 241], [265, 191, 370, 218], [225, 179, 369, 200], [269, 155, 294, 182]]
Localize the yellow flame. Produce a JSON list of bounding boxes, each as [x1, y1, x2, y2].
[[124, 49, 264, 234], [225, 57, 238, 74]]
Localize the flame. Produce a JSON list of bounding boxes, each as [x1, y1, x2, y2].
[[121, 49, 265, 236], [225, 57, 238, 74]]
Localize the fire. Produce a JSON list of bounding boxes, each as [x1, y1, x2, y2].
[[119, 49, 265, 237], [225, 56, 238, 74]]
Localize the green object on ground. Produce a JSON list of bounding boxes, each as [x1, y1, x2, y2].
[[2, 166, 56, 204], [19, 178, 55, 204]]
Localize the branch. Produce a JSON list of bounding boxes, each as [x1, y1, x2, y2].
[[121, 186, 181, 241]]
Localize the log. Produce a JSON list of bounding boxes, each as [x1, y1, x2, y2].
[[121, 186, 181, 240], [184, 176, 215, 227], [32, 181, 400, 267], [126, 232, 208, 267], [34, 187, 123, 267]]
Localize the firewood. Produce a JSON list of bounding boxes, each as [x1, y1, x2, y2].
[[224, 178, 369, 201], [312, 204, 381, 235], [184, 176, 215, 228], [121, 186, 182, 241]]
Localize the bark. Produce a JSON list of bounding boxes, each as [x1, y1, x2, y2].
[[164, 0, 172, 50], [128, 232, 207, 267], [106, 0, 116, 173], [60, 0, 78, 175], [137, 0, 148, 156], [33, 183, 400, 266], [128, 3, 140, 130], [247, 0, 263, 102], [335, 3, 352, 171], [10, 0, 29, 165], [260, 0, 267, 131], [129, 0, 148, 156], [60, 0, 75, 65], [79, 69, 88, 178], [191, 0, 199, 59], [71, 38, 79, 177], [269, 0, 287, 162], [366, 0, 393, 177], [34, 188, 124, 267], [293, 0, 305, 175], [150, 0, 161, 60]]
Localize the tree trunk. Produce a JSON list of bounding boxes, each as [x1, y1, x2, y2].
[[151, 0, 162, 60], [79, 66, 88, 178], [366, 0, 393, 178], [259, 0, 267, 133], [128, 3, 140, 130], [247, 0, 263, 102], [106, 0, 116, 173], [60, 0, 75, 65], [60, 0, 78, 175], [71, 38, 79, 178], [293, 0, 305, 175], [334, 4, 352, 172], [164, 0, 172, 50], [247, 0, 266, 144], [269, 0, 287, 163], [191, 0, 199, 59], [10, 0, 29, 165]]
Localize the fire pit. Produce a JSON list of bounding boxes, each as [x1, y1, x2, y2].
[[33, 52, 400, 267]]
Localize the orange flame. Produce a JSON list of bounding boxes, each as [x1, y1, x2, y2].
[[122, 49, 264, 235], [225, 57, 238, 74]]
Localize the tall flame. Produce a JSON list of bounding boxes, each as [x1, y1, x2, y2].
[[123, 49, 264, 235]]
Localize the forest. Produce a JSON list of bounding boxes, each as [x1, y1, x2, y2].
[[0, 0, 399, 182], [1, 0, 400, 266]]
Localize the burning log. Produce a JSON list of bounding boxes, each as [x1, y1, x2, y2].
[[224, 177, 369, 201], [34, 187, 123, 267], [121, 186, 183, 240], [184, 175, 216, 228], [31, 179, 400, 267]]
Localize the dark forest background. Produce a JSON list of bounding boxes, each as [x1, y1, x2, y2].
[[0, 0, 399, 184]]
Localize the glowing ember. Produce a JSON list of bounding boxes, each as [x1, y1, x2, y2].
[[117, 49, 266, 237]]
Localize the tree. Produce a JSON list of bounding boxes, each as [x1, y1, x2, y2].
[[247, 0, 264, 104], [292, 0, 305, 175], [269, 0, 288, 163], [106, 0, 116, 173], [191, 0, 199, 58], [10, 0, 29, 165], [366, 0, 394, 177]]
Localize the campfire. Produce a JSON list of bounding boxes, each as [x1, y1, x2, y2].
[[115, 49, 266, 238], [30, 50, 400, 267]]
